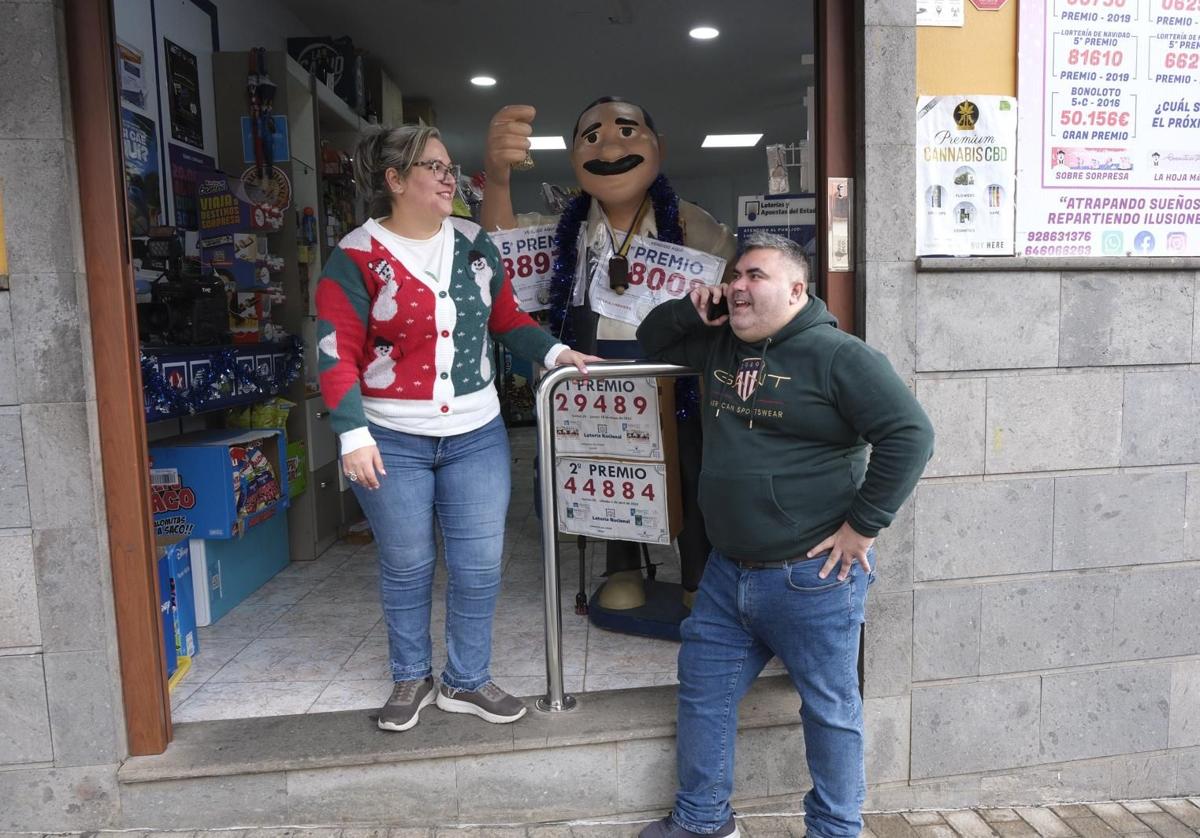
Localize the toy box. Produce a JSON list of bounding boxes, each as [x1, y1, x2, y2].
[[149, 428, 289, 540]]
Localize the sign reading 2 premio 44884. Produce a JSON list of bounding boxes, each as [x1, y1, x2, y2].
[[1015, 0, 1200, 256]]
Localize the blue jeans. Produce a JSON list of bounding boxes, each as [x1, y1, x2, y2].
[[350, 416, 510, 690], [673, 548, 874, 837]]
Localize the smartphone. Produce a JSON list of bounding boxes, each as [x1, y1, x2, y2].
[[707, 296, 729, 320]]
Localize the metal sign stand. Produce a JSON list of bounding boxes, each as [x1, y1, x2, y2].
[[533, 361, 694, 713]]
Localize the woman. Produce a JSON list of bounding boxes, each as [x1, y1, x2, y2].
[[315, 125, 595, 731]]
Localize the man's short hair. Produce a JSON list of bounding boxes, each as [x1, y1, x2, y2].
[[740, 232, 809, 284]]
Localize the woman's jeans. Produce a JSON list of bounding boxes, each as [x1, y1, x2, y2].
[[350, 416, 510, 690], [673, 548, 874, 838]]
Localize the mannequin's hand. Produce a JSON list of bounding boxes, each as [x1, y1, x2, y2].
[[485, 105, 536, 185]]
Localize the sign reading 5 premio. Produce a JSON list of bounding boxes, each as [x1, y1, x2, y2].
[[1015, 0, 1200, 256], [489, 224, 556, 312]]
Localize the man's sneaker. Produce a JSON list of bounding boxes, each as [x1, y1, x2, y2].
[[638, 815, 739, 838], [377, 676, 436, 732], [435, 681, 527, 723]]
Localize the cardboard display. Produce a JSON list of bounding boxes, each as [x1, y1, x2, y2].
[[149, 428, 289, 540]]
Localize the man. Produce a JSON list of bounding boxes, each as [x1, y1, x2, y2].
[[483, 98, 736, 613], [635, 232, 934, 838]]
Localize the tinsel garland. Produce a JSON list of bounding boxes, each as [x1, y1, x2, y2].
[[141, 337, 304, 419], [546, 174, 698, 419]]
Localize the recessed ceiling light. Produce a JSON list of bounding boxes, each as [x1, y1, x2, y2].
[[701, 133, 763, 148], [528, 136, 566, 150], [470, 75, 497, 87], [690, 26, 720, 40]]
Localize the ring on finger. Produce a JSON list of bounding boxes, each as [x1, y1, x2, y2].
[[346, 472, 358, 482]]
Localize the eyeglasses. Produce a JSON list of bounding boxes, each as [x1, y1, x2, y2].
[[411, 159, 460, 183]]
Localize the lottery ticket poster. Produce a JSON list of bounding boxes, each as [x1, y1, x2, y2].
[[552, 377, 664, 460], [554, 458, 673, 545], [587, 236, 726, 328], [1015, 0, 1200, 256], [916, 95, 1018, 256], [489, 224, 557, 312]]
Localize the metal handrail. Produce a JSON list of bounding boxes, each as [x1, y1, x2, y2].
[[534, 361, 696, 712]]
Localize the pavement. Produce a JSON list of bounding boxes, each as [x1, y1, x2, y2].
[[7, 797, 1199, 838]]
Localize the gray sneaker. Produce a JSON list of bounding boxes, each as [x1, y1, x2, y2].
[[435, 681, 527, 723], [377, 676, 436, 732]]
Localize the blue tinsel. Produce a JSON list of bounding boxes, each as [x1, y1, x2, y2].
[[141, 337, 304, 419], [546, 174, 699, 419]]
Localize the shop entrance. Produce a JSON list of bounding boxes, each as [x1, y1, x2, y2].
[[66, 0, 855, 755]]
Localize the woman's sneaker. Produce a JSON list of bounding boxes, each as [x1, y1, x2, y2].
[[435, 681, 527, 723], [377, 676, 436, 731]]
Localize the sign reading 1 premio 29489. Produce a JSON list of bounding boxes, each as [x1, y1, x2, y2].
[[1015, 0, 1200, 257]]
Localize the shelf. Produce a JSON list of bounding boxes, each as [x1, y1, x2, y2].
[[315, 75, 363, 134], [142, 341, 300, 423], [284, 54, 362, 134]]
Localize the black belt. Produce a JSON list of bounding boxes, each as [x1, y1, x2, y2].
[[729, 556, 789, 570]]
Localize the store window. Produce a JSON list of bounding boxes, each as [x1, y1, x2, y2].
[[114, 0, 819, 726]]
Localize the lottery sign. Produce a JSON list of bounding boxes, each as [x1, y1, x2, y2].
[[588, 235, 725, 327], [552, 377, 663, 460], [555, 457, 671, 544], [489, 223, 556, 312]]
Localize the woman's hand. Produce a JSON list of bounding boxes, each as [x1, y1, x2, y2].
[[552, 348, 603, 375], [342, 445, 386, 491]]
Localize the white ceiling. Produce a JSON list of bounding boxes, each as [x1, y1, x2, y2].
[[283, 0, 817, 185]]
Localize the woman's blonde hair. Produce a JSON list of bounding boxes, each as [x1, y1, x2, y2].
[[353, 124, 442, 219]]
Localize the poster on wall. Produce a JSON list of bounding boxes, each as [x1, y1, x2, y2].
[[916, 95, 1017, 256], [116, 40, 146, 110], [1015, 1, 1200, 256], [169, 144, 216, 230], [120, 107, 161, 236], [165, 39, 204, 149], [917, 0, 964, 27]]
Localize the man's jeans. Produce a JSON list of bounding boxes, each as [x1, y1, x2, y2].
[[673, 548, 874, 837], [351, 416, 510, 690]]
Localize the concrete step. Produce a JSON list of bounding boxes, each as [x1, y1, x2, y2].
[[117, 675, 805, 829]]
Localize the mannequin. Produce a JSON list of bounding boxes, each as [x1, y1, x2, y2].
[[482, 97, 735, 613]]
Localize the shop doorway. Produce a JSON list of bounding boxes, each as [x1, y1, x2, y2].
[[66, 0, 854, 755]]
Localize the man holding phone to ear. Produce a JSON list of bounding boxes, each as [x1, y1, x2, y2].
[[635, 232, 934, 838]]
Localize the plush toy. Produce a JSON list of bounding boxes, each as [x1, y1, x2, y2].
[[482, 98, 736, 614]]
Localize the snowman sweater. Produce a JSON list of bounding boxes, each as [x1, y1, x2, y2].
[[316, 217, 565, 452]]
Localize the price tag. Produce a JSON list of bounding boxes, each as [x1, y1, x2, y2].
[[552, 377, 662, 460], [588, 235, 725, 327], [555, 458, 671, 544], [489, 223, 557, 312]]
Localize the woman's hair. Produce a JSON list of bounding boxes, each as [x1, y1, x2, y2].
[[353, 124, 442, 219]]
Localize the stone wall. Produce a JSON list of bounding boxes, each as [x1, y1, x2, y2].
[[859, 3, 1200, 807], [0, 0, 124, 828]]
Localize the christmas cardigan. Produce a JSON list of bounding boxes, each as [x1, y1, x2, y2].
[[316, 217, 565, 451]]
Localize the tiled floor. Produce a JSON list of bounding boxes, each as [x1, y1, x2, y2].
[[171, 428, 782, 723]]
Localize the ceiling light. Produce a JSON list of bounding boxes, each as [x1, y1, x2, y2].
[[470, 75, 497, 87], [528, 136, 566, 150], [690, 26, 720, 40], [701, 133, 763, 148]]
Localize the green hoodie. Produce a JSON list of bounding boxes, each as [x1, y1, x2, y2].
[[637, 295, 934, 562]]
